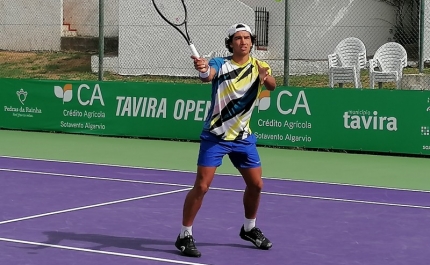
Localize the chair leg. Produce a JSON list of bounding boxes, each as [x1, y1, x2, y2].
[[353, 79, 358, 89], [329, 73, 334, 88], [354, 72, 361, 89]]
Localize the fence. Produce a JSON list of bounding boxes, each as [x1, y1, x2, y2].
[[0, 0, 429, 88]]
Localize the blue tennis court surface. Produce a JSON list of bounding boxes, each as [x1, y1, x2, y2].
[[0, 156, 429, 265]]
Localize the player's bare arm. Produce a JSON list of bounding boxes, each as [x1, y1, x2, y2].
[[257, 61, 276, 91], [191, 55, 216, 82]]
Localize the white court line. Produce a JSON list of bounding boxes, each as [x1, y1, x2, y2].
[[2, 155, 429, 194], [1, 168, 430, 211], [213, 187, 430, 210], [0, 237, 209, 265], [0, 168, 191, 188], [0, 188, 190, 225]]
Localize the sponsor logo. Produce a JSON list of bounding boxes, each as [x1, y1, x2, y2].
[[256, 90, 271, 112], [54, 84, 105, 106], [255, 89, 311, 116], [3, 89, 42, 118], [54, 84, 73, 103], [343, 111, 397, 131], [16, 89, 28, 105], [422, 126, 430, 136]]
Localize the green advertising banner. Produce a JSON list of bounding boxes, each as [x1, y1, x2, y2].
[[251, 88, 430, 156], [0, 78, 210, 140], [1, 78, 429, 156]]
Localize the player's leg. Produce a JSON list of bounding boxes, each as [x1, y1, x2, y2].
[[238, 167, 272, 250], [239, 166, 263, 221], [175, 166, 216, 257], [175, 132, 229, 257], [229, 135, 272, 250], [182, 165, 217, 227]]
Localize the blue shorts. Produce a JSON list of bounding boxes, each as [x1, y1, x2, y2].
[[197, 130, 261, 168]]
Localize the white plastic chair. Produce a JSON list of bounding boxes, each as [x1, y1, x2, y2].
[[203, 49, 261, 60], [328, 37, 367, 88], [203, 48, 264, 60], [203, 49, 232, 60], [368, 42, 407, 89]]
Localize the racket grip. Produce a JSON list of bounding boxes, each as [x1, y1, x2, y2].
[[189, 44, 200, 58]]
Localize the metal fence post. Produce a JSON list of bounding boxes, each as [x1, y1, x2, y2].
[[283, 0, 290, 86], [98, 0, 104, 81], [419, 0, 425, 73]]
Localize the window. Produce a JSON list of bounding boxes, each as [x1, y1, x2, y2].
[[255, 7, 269, 50]]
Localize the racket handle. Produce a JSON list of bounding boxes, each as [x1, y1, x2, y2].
[[189, 44, 200, 58]]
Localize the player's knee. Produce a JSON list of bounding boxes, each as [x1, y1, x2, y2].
[[248, 180, 263, 193], [193, 183, 210, 196]]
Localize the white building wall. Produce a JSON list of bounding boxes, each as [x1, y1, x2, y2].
[[78, 0, 396, 59], [240, 0, 395, 60], [424, 0, 430, 61], [2, 0, 424, 74], [0, 0, 62, 51], [63, 0, 118, 37], [113, 0, 398, 76], [117, 0, 254, 76]]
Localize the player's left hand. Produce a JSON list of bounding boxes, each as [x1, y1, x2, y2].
[[256, 61, 269, 85]]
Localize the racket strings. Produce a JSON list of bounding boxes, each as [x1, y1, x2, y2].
[[153, 0, 186, 26]]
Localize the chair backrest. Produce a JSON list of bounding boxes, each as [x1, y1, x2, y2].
[[334, 37, 367, 69], [204, 49, 262, 60], [203, 49, 232, 60], [373, 42, 407, 74]]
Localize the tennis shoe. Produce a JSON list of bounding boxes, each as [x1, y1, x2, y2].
[[175, 234, 201, 257], [239, 225, 272, 250]]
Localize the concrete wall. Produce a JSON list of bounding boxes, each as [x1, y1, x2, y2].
[[63, 0, 118, 37], [3, 0, 419, 75], [219, 0, 396, 60], [117, 0, 254, 76], [113, 0, 398, 76], [70, 0, 397, 59], [424, 0, 430, 61], [0, 0, 62, 51]]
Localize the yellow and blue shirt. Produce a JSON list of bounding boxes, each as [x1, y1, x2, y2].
[[203, 56, 271, 141]]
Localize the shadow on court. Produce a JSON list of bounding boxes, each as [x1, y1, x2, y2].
[[16, 231, 254, 255]]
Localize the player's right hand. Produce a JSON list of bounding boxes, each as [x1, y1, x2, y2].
[[191, 56, 209, 73]]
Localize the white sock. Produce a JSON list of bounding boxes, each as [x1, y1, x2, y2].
[[244, 218, 256, 232], [180, 225, 193, 238]]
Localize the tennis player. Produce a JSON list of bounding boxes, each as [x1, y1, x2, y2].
[[175, 23, 277, 258]]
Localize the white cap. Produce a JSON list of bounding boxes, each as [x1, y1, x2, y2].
[[227, 23, 253, 37]]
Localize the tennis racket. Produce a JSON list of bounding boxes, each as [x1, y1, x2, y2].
[[152, 0, 200, 58]]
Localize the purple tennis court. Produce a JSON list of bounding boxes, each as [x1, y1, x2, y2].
[[0, 156, 429, 265]]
